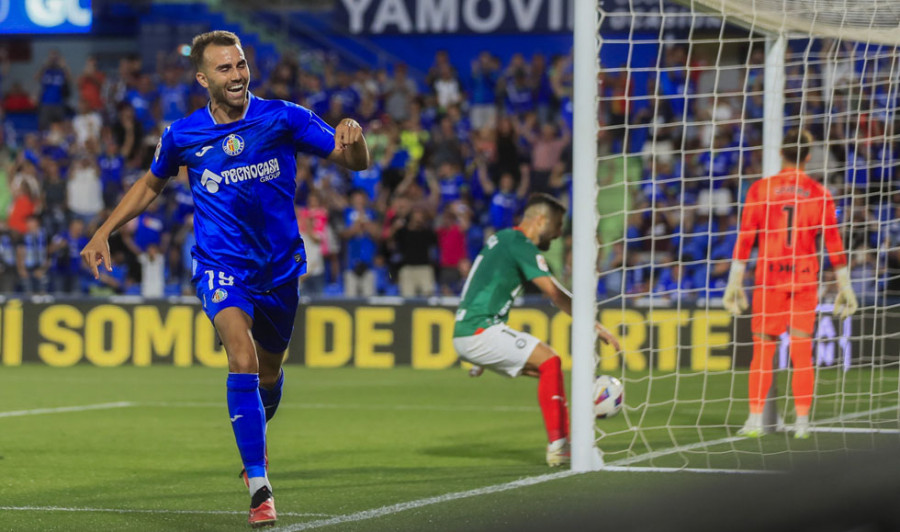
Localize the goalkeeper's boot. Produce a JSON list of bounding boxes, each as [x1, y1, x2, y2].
[[546, 438, 570, 467], [737, 416, 764, 438], [793, 416, 811, 440], [248, 486, 276, 528], [240, 447, 269, 490]]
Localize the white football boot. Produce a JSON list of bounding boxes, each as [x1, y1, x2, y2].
[[546, 438, 570, 467], [737, 414, 764, 438], [793, 415, 810, 440]]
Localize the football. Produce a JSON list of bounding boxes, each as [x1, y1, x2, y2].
[[593, 375, 624, 419]]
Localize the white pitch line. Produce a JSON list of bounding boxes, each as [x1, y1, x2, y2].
[[809, 427, 900, 434], [0, 506, 330, 517], [602, 465, 778, 475], [139, 401, 537, 413], [275, 470, 581, 531], [606, 436, 744, 467], [817, 404, 899, 423], [0, 402, 134, 419], [606, 403, 900, 468]]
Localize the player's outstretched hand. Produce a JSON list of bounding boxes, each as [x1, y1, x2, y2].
[[596, 323, 621, 352], [80, 235, 112, 279], [334, 118, 362, 150]]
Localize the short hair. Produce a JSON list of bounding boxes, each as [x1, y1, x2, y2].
[[190, 30, 242, 71], [524, 193, 567, 219], [782, 127, 814, 164]]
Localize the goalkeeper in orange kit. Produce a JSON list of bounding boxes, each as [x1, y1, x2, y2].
[[722, 128, 858, 439]]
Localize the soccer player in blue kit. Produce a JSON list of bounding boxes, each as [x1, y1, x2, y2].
[[80, 31, 369, 528]]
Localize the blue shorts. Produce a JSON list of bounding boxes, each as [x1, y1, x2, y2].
[[194, 263, 300, 353]]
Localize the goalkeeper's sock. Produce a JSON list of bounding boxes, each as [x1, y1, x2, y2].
[[537, 356, 568, 443], [259, 369, 284, 423], [227, 373, 268, 481], [790, 335, 814, 417], [748, 337, 777, 414]]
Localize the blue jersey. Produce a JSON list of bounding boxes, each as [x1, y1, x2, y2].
[[150, 93, 335, 292]]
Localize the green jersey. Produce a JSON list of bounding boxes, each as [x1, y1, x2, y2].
[[453, 228, 551, 337]]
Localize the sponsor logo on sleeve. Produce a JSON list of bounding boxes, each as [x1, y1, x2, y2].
[[536, 255, 549, 272]]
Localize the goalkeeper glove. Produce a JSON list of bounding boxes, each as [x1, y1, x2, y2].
[[722, 261, 748, 315], [833, 266, 858, 320]]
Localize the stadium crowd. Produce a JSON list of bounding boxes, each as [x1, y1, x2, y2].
[[0, 40, 897, 302]]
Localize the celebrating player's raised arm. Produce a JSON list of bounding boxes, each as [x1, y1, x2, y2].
[[328, 118, 370, 171], [80, 170, 168, 278]]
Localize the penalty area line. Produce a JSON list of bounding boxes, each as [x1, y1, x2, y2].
[[0, 402, 134, 419], [139, 401, 537, 413], [275, 470, 581, 531], [0, 506, 331, 518]]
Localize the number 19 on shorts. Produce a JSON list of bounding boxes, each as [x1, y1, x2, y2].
[[205, 270, 235, 289]]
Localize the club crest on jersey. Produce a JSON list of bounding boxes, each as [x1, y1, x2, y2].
[[222, 134, 244, 156], [212, 288, 228, 303]]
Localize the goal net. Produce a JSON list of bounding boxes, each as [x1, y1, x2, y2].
[[571, 0, 900, 471]]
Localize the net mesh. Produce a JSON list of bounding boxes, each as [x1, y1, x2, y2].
[[592, 0, 900, 470]]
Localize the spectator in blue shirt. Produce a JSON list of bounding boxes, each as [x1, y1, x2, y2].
[[653, 262, 696, 301], [49, 218, 89, 294], [125, 74, 159, 133], [341, 189, 381, 297], [98, 139, 125, 208], [158, 66, 190, 129], [352, 163, 382, 202], [332, 71, 361, 115], [658, 45, 695, 120], [301, 74, 330, 118], [469, 51, 500, 130], [36, 49, 70, 129], [477, 158, 530, 231], [430, 162, 467, 211], [129, 199, 168, 253], [17, 215, 49, 294], [691, 261, 730, 300]]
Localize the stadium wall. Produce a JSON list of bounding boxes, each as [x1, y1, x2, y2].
[[0, 299, 890, 369]]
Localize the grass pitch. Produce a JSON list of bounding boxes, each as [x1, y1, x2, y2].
[[0, 365, 897, 531]]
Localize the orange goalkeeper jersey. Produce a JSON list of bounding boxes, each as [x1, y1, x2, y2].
[[733, 168, 847, 291]]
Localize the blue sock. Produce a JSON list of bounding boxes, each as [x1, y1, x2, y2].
[[226, 373, 267, 479], [258, 370, 284, 423]]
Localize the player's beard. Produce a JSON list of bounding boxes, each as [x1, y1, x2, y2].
[[537, 235, 553, 251], [211, 79, 248, 111]]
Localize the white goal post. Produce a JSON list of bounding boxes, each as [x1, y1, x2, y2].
[[572, 0, 900, 471]]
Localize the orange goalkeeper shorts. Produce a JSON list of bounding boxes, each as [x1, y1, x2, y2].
[[750, 287, 818, 337]]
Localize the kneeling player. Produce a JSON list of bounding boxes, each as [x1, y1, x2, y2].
[[453, 194, 621, 466]]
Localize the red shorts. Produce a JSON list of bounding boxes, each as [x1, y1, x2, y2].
[[750, 287, 818, 337]]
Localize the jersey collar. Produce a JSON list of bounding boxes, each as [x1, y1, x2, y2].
[[206, 92, 254, 125]]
